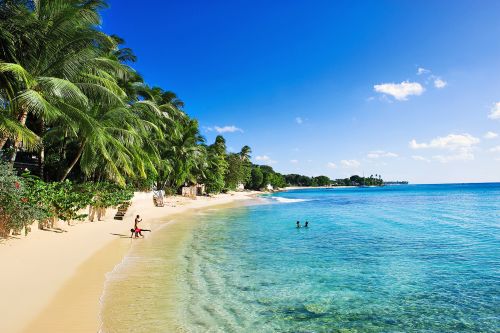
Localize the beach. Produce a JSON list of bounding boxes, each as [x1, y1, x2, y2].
[[96, 185, 499, 332], [0, 190, 257, 333]]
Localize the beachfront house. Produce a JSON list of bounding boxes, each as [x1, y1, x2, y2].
[[181, 184, 206, 198]]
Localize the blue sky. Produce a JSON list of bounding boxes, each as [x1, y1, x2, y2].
[[102, 0, 500, 183]]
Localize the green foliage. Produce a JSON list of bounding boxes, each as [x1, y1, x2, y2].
[[224, 153, 244, 190], [249, 167, 263, 190], [157, 118, 206, 191], [332, 175, 384, 186], [314, 176, 331, 186], [284, 174, 316, 187], [48, 181, 93, 221], [22, 176, 133, 224], [0, 162, 47, 236], [204, 136, 228, 193], [0, 0, 392, 241], [86, 182, 134, 208]]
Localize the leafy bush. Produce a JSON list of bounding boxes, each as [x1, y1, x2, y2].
[[87, 182, 134, 208], [0, 162, 48, 237], [22, 177, 134, 224]]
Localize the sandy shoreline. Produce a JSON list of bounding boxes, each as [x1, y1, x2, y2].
[[0, 191, 258, 333]]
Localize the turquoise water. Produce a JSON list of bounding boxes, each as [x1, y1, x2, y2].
[[177, 184, 500, 332]]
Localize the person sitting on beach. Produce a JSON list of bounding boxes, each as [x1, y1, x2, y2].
[[305, 221, 309, 228], [296, 221, 301, 228]]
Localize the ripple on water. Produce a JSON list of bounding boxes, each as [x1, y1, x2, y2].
[[102, 184, 500, 333]]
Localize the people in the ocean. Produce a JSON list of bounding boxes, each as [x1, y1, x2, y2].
[[305, 221, 309, 228], [296, 221, 301, 228]]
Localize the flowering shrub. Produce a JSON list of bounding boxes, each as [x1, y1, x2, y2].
[[1, 162, 136, 238], [0, 162, 48, 237]]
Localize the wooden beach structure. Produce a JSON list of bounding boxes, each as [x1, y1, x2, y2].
[[181, 184, 206, 198]]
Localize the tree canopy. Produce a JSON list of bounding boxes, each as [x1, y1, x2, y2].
[[0, 0, 387, 237]]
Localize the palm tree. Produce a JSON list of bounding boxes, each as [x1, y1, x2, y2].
[[0, 105, 39, 152], [0, 0, 120, 164], [53, 97, 161, 185], [157, 119, 206, 190], [239, 145, 252, 161]]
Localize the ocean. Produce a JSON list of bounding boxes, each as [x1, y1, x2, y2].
[[100, 184, 500, 332]]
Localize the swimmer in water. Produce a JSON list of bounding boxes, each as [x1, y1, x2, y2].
[[305, 221, 309, 227], [296, 221, 301, 228]]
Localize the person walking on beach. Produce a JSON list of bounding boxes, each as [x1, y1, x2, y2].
[[133, 215, 143, 238], [131, 215, 151, 238]]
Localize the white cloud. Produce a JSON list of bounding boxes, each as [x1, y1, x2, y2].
[[341, 159, 360, 168], [295, 117, 303, 124], [410, 133, 480, 163], [417, 67, 431, 75], [484, 131, 498, 139], [214, 125, 243, 133], [432, 150, 474, 163], [367, 150, 398, 159], [290, 159, 299, 164], [374, 81, 424, 101], [434, 78, 447, 88], [327, 162, 337, 169], [255, 155, 276, 165], [412, 155, 430, 162], [490, 146, 500, 153], [409, 133, 480, 150], [488, 102, 500, 120]]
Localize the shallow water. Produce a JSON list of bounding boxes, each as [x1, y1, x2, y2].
[[101, 184, 500, 332]]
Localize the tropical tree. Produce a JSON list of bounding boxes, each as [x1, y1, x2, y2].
[[155, 118, 205, 192], [249, 166, 263, 190], [204, 135, 228, 193], [0, 0, 127, 169]]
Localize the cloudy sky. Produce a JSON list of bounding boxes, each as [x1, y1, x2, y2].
[[103, 0, 500, 183]]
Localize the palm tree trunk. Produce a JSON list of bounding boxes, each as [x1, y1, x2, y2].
[[60, 141, 85, 181], [38, 121, 45, 179], [39, 144, 45, 179], [8, 109, 29, 163]]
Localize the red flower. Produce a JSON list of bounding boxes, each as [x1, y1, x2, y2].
[[14, 182, 20, 189], [21, 197, 28, 203]]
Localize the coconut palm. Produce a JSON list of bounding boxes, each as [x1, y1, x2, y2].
[[156, 119, 206, 190], [0, 0, 122, 163], [239, 145, 252, 161]]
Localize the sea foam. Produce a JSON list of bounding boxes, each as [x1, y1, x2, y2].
[[273, 197, 311, 203]]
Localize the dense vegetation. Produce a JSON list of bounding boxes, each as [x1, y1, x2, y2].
[[332, 174, 384, 186], [0, 0, 294, 236], [285, 174, 384, 187], [0, 0, 385, 237]]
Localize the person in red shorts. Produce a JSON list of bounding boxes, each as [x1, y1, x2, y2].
[[130, 215, 151, 238]]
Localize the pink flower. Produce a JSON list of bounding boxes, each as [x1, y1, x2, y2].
[[14, 182, 20, 189]]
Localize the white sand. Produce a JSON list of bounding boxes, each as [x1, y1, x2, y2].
[[0, 191, 258, 333]]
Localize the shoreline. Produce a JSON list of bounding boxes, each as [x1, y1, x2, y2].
[[283, 185, 358, 190], [0, 190, 259, 333]]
